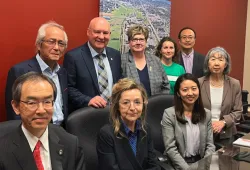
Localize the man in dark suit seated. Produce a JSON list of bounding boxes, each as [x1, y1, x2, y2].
[[177, 27, 205, 78], [63, 17, 121, 111], [5, 21, 68, 125], [0, 72, 85, 170]]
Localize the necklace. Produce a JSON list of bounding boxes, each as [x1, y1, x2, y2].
[[210, 79, 224, 87], [184, 111, 192, 118]]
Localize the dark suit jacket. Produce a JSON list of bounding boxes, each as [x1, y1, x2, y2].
[[177, 50, 205, 78], [5, 57, 68, 121], [63, 43, 122, 110], [96, 124, 160, 170], [199, 75, 243, 139], [0, 124, 85, 170]]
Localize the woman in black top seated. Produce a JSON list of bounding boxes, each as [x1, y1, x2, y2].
[[96, 78, 160, 170]]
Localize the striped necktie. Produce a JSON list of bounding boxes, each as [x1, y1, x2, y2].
[[96, 54, 109, 100], [33, 140, 44, 170]]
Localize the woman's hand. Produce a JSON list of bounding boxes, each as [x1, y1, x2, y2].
[[212, 121, 225, 133]]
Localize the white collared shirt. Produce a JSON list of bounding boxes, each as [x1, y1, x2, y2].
[[22, 125, 52, 170], [87, 42, 113, 98], [36, 54, 64, 125]]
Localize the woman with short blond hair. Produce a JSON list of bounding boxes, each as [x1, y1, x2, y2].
[[121, 25, 170, 97]]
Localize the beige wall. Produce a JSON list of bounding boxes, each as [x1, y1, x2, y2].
[[244, 1, 250, 102]]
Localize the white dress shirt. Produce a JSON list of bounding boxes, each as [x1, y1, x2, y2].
[[88, 42, 113, 98], [36, 54, 64, 125], [22, 125, 52, 170]]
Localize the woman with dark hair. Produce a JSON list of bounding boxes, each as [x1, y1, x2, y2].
[[96, 78, 160, 170], [161, 73, 215, 170], [199, 47, 242, 145], [155, 37, 185, 94]]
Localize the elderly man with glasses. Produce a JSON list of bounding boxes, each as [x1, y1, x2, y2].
[[177, 27, 205, 78], [5, 21, 68, 126]]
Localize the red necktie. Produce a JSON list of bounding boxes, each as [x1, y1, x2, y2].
[[33, 140, 44, 170]]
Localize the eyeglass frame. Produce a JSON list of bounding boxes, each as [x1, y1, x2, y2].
[[119, 99, 146, 108], [209, 56, 226, 63], [41, 38, 67, 48], [131, 38, 146, 43], [20, 99, 54, 110], [180, 36, 195, 41]]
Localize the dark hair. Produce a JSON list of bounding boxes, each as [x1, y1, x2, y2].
[[155, 37, 179, 63], [174, 73, 206, 124], [178, 27, 196, 39], [12, 72, 57, 104]]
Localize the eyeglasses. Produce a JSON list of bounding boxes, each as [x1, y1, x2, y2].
[[180, 36, 195, 40], [131, 38, 145, 43], [42, 39, 67, 48], [20, 99, 54, 110], [119, 100, 144, 108], [209, 57, 225, 63]]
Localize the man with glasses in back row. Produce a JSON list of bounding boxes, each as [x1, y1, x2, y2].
[[177, 27, 205, 78], [63, 17, 121, 112], [5, 21, 68, 126]]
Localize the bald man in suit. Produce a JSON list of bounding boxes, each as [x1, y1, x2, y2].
[[63, 17, 121, 112]]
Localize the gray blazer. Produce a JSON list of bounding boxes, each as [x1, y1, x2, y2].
[[161, 107, 215, 170], [199, 75, 243, 139], [121, 51, 170, 95]]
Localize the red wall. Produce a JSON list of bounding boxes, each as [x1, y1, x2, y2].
[[0, 0, 99, 121], [0, 0, 247, 121], [170, 0, 247, 82]]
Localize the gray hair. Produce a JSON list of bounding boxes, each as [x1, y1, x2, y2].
[[12, 72, 57, 105], [35, 21, 68, 49], [204, 46, 231, 75]]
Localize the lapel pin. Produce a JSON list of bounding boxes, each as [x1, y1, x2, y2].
[[59, 149, 63, 155], [111, 58, 113, 60]]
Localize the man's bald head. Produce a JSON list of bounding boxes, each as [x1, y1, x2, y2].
[[88, 17, 110, 29], [87, 17, 111, 53]]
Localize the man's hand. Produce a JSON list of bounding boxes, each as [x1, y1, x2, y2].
[[88, 96, 107, 108], [212, 121, 225, 133]]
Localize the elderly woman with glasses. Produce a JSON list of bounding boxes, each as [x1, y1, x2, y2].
[[96, 78, 160, 170], [121, 25, 170, 96], [199, 47, 242, 145]]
